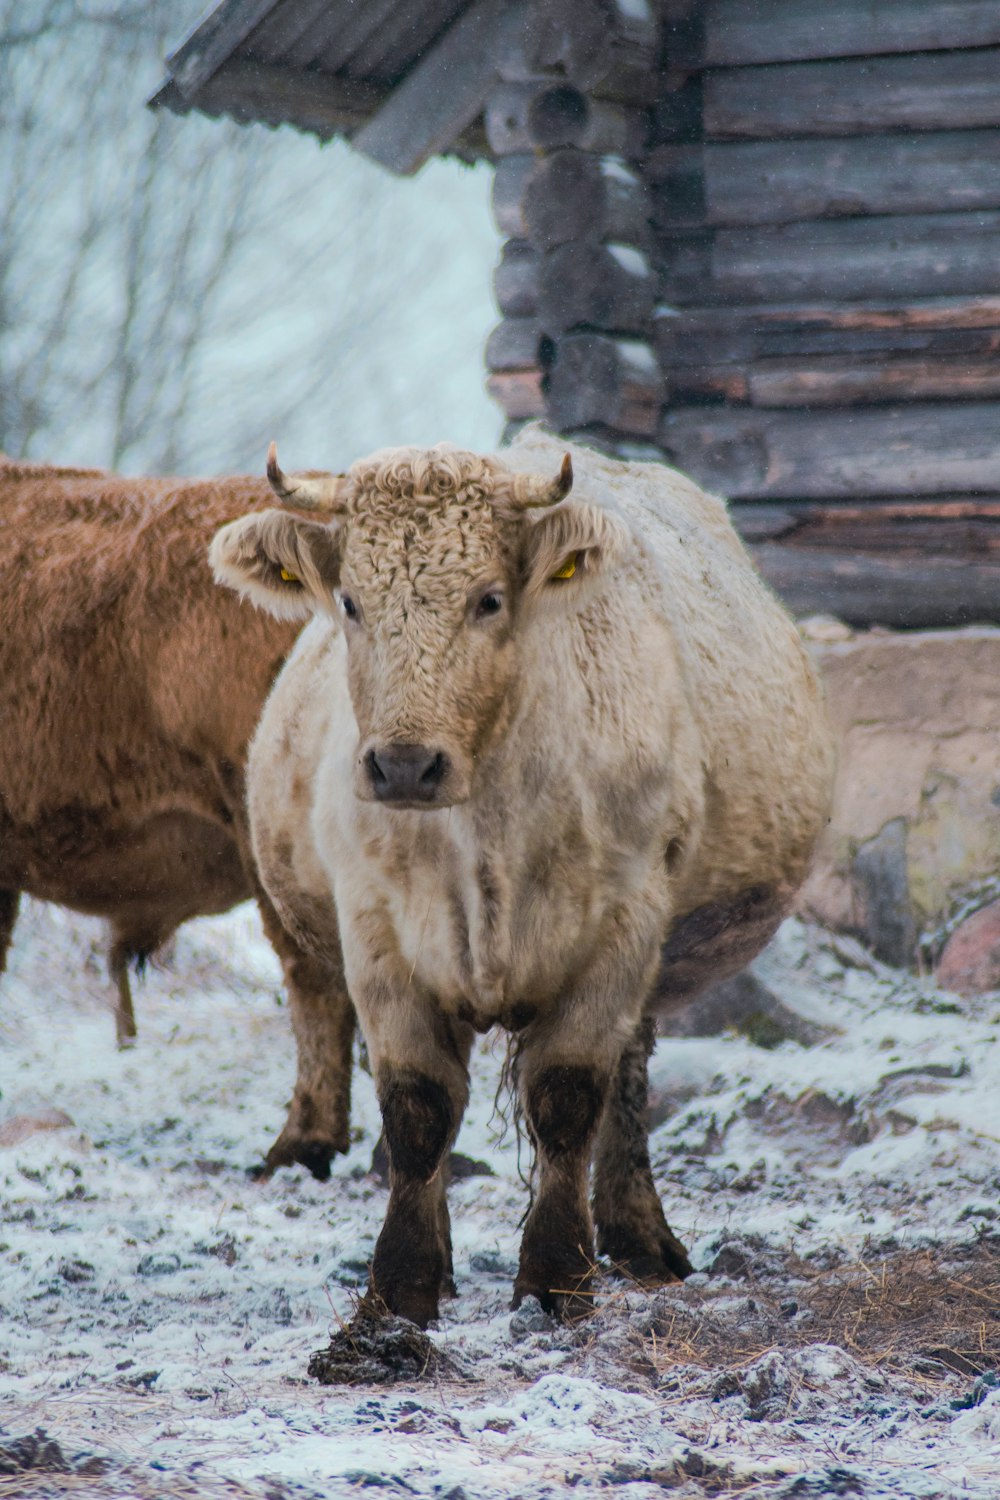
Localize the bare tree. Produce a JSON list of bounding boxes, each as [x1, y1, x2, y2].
[[0, 1, 262, 471], [0, 0, 499, 477]]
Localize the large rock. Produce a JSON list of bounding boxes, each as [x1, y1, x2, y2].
[[936, 898, 1000, 996], [798, 625, 1000, 970]]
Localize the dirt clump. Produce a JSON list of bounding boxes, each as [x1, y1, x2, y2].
[[308, 1303, 457, 1386]]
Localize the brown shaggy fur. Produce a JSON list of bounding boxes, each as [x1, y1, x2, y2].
[[0, 455, 355, 1177]]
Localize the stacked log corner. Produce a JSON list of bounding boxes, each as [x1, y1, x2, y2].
[[648, 0, 1000, 629], [485, 0, 665, 450]]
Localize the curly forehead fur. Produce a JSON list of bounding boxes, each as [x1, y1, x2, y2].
[[335, 447, 533, 601], [342, 445, 520, 519]]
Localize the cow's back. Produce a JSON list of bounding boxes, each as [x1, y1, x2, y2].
[[0, 456, 299, 914], [504, 431, 835, 924]]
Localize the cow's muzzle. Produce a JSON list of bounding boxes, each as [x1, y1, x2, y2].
[[361, 742, 454, 807]]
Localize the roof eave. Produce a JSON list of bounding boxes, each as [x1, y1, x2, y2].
[[153, 0, 520, 174]]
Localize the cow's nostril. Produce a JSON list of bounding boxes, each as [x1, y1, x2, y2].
[[421, 752, 448, 786], [365, 744, 450, 803], [366, 748, 388, 786]]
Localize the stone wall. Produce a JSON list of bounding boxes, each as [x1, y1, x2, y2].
[[799, 622, 1000, 992]]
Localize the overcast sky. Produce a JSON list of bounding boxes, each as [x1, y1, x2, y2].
[[1, 0, 502, 477]]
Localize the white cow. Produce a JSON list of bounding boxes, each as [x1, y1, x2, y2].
[[211, 428, 834, 1328]]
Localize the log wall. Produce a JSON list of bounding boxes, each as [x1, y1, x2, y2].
[[484, 0, 1000, 627], [485, 0, 664, 448], [657, 2, 1000, 626]]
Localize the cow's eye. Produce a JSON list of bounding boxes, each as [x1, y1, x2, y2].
[[341, 594, 358, 621], [476, 592, 503, 619]]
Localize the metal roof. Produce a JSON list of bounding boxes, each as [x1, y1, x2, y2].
[[152, 0, 520, 173]]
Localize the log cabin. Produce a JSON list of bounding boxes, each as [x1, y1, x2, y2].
[[154, 0, 1000, 631]]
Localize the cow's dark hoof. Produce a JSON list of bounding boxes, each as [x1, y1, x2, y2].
[[598, 1223, 694, 1284], [253, 1132, 346, 1182], [512, 1255, 597, 1324], [511, 1280, 596, 1323], [366, 1277, 441, 1331]]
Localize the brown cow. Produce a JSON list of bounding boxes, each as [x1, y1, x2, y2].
[[0, 455, 355, 1179], [211, 429, 835, 1328]]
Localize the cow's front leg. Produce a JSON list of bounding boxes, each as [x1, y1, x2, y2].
[[364, 1004, 472, 1329], [513, 1047, 610, 1320], [512, 900, 667, 1319], [592, 1014, 693, 1283]]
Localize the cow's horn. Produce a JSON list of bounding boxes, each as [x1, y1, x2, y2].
[[266, 441, 348, 512], [509, 453, 573, 509]]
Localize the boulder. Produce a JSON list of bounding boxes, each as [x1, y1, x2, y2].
[[936, 897, 1000, 996], [799, 625, 1000, 968]]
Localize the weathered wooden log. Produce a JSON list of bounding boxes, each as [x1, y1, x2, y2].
[[649, 75, 703, 145], [517, 0, 660, 102], [670, 354, 1000, 408], [730, 496, 1000, 552], [747, 545, 1000, 630], [660, 3, 705, 71], [704, 48, 1000, 140], [486, 370, 545, 421], [659, 402, 1000, 499], [485, 318, 542, 373], [493, 241, 539, 318], [529, 88, 647, 156], [703, 0, 1000, 68], [658, 213, 1000, 305], [486, 83, 548, 155], [542, 334, 664, 435], [493, 145, 651, 255], [485, 83, 648, 157], [731, 496, 1000, 627], [522, 151, 650, 252], [649, 130, 1000, 228], [492, 155, 535, 238], [539, 242, 655, 335], [654, 297, 1000, 367]]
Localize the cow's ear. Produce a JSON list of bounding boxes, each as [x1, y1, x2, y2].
[[209, 510, 342, 621], [520, 502, 628, 611]]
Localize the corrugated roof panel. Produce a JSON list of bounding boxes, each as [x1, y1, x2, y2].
[[242, 0, 336, 61], [166, 0, 281, 97], [294, 0, 401, 75], [155, 0, 498, 161], [234, 0, 473, 85], [281, 0, 364, 68], [349, 0, 471, 82]]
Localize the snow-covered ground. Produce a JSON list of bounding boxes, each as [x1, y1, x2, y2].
[[2, 898, 999, 1498]]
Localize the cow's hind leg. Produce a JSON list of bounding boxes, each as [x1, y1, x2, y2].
[[592, 1015, 693, 1283], [260, 944, 355, 1182], [255, 895, 355, 1182], [0, 890, 21, 978]]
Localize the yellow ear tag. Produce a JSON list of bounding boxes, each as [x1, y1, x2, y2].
[[551, 554, 577, 581], [280, 567, 298, 583]]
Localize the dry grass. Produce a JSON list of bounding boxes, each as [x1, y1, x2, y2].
[[637, 1236, 1000, 1384]]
